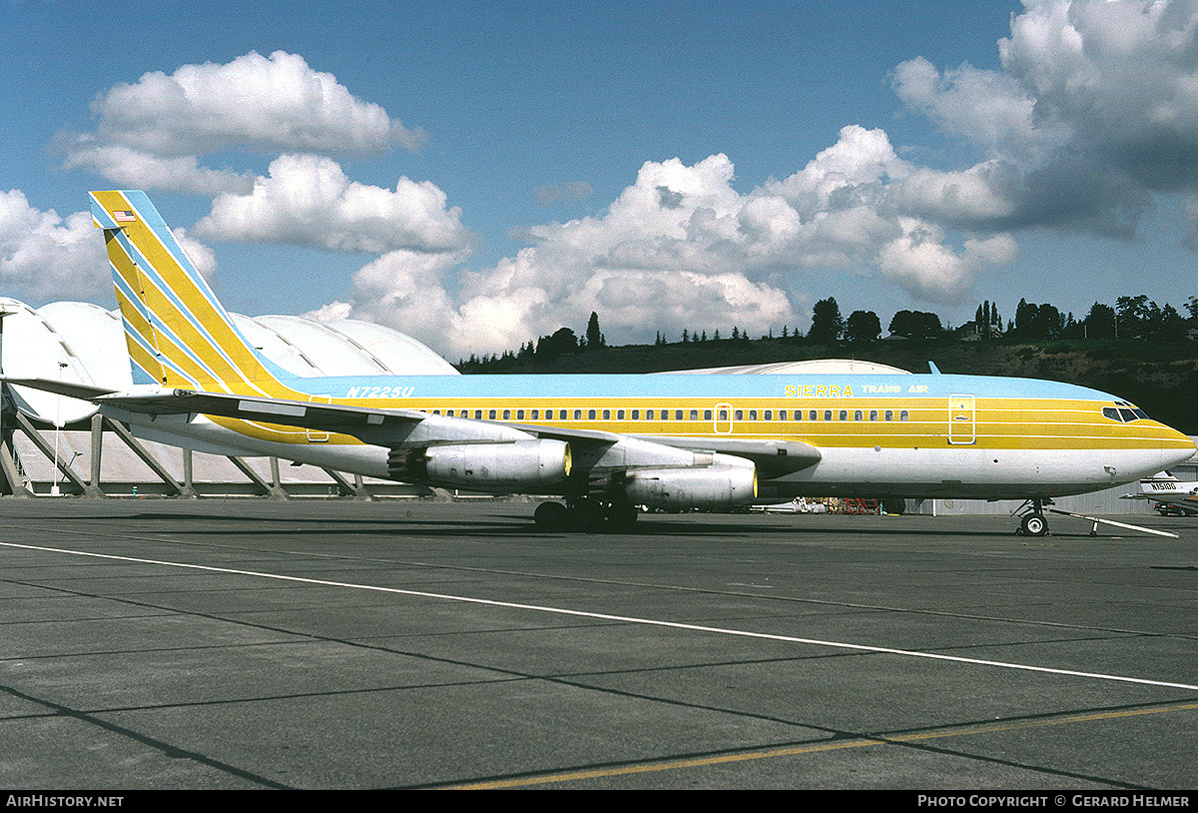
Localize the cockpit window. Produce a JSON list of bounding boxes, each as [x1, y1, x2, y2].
[[1103, 403, 1150, 423]]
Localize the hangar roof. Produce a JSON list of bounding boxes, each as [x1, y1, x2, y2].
[[0, 297, 456, 424]]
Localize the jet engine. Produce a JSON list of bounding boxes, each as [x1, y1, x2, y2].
[[390, 440, 572, 490], [623, 464, 757, 510]]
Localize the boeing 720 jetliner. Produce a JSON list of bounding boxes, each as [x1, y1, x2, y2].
[[13, 191, 1196, 534]]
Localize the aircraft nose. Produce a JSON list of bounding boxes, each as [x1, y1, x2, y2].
[[1163, 427, 1197, 469]]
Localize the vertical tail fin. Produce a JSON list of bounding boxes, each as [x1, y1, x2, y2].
[[90, 191, 292, 396]]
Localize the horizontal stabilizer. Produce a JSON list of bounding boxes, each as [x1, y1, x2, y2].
[[2, 377, 118, 401]]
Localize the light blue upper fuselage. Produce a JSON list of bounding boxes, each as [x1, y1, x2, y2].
[[288, 371, 1122, 406]]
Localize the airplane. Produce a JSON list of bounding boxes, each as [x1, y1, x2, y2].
[[1122, 476, 1198, 516], [7, 190, 1196, 536]]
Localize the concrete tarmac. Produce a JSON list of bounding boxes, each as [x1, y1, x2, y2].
[[1, 497, 1196, 790]]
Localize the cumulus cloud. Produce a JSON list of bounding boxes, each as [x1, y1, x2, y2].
[[60, 51, 422, 194], [60, 142, 254, 196], [91, 50, 421, 156], [879, 225, 1019, 303], [194, 154, 470, 255], [0, 191, 109, 300], [894, 0, 1198, 236], [172, 228, 217, 281], [326, 141, 1017, 358]]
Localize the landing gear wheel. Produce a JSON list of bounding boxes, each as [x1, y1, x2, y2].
[[533, 501, 568, 530], [1020, 513, 1048, 536]]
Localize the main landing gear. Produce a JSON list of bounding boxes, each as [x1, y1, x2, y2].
[[1014, 498, 1052, 536], [533, 497, 639, 531]]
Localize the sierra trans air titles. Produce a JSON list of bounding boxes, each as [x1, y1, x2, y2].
[[8, 190, 1194, 535]]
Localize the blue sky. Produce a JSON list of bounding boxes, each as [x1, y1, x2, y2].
[[3, 0, 1197, 359]]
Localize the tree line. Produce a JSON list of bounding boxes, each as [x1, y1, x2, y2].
[[457, 294, 1198, 371]]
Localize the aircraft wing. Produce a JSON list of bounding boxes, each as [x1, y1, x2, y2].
[[632, 435, 820, 474], [106, 388, 430, 430], [509, 422, 820, 475]]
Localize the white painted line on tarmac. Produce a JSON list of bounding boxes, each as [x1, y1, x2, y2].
[[7, 540, 1198, 693]]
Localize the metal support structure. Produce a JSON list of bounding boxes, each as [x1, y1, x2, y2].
[[1, 405, 412, 500], [226, 455, 288, 499], [353, 473, 373, 502], [86, 413, 105, 497], [0, 304, 20, 497], [12, 412, 88, 494], [321, 467, 374, 500], [0, 432, 26, 496], [100, 416, 186, 496], [181, 448, 197, 499], [269, 458, 286, 501]]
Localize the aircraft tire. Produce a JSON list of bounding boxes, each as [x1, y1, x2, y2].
[[534, 501, 569, 530], [1020, 514, 1048, 536]]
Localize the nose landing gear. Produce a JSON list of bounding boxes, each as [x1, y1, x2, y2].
[[1015, 498, 1052, 536]]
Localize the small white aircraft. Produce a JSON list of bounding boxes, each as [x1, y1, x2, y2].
[[1123, 476, 1198, 516], [6, 190, 1196, 536]]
